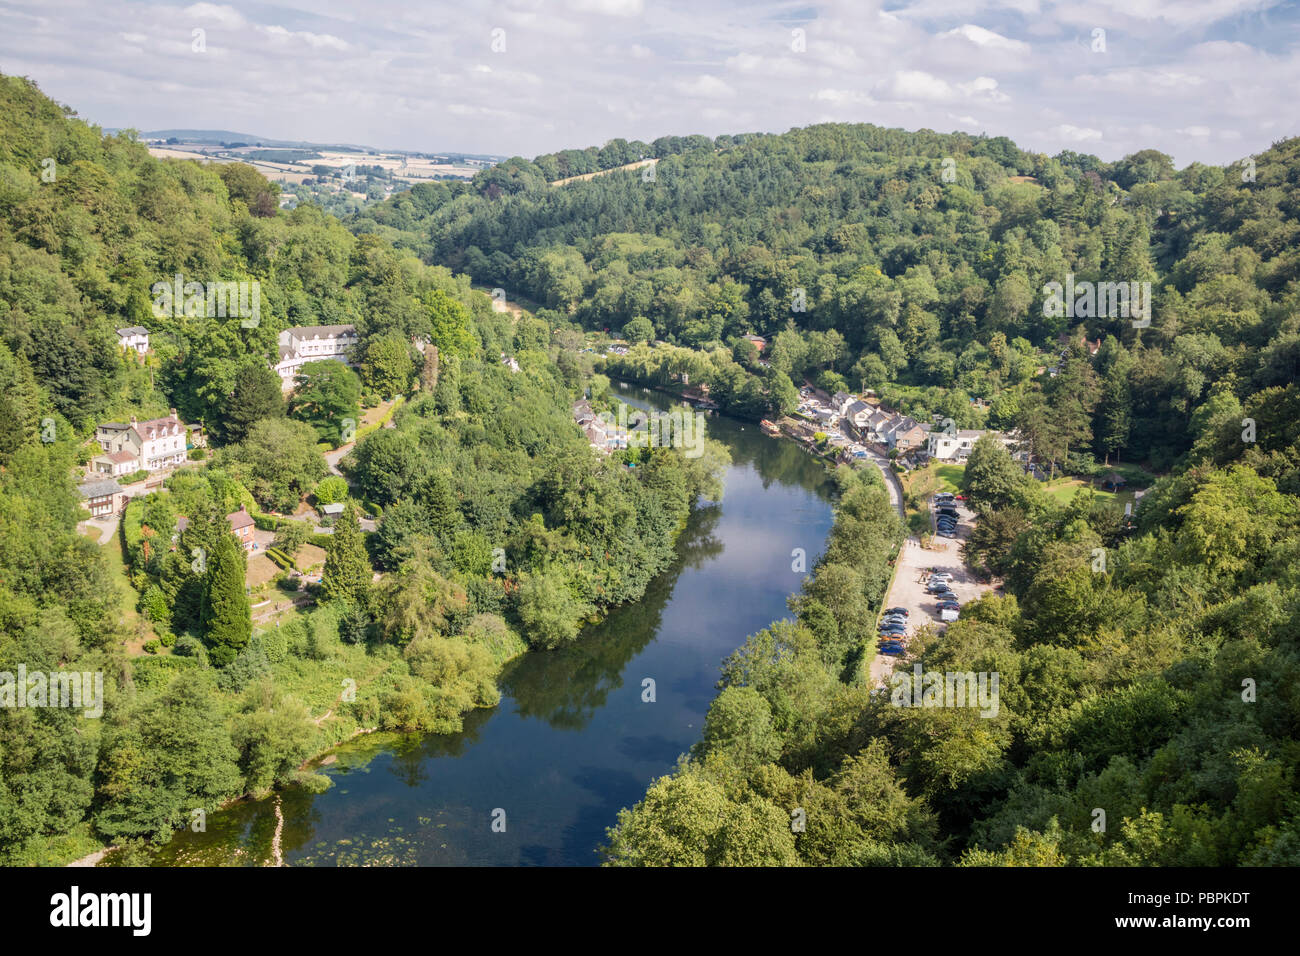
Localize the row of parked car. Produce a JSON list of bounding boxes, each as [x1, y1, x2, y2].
[[933, 492, 963, 538], [877, 606, 910, 657], [926, 570, 961, 620]]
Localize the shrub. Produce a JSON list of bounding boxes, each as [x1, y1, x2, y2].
[[173, 634, 206, 661], [142, 639, 160, 654], [315, 475, 349, 505]]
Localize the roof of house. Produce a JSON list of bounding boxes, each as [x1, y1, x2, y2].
[[321, 502, 346, 515], [97, 449, 139, 465], [78, 478, 122, 499], [281, 324, 357, 340], [135, 415, 182, 441], [845, 399, 873, 417], [227, 508, 255, 531], [116, 326, 150, 337]]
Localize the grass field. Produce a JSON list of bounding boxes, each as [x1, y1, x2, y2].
[[1040, 477, 1136, 509], [931, 463, 966, 493], [98, 528, 158, 652]]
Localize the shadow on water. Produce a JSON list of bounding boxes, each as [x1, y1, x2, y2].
[[128, 382, 837, 866]]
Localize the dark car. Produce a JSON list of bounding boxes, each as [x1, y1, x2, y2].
[[884, 607, 909, 617], [937, 601, 960, 610], [878, 645, 905, 656], [879, 625, 907, 635]]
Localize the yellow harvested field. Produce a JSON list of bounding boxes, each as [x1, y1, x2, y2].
[[551, 158, 657, 187]]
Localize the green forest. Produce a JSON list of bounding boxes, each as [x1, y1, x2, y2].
[[0, 74, 726, 863], [354, 122, 1299, 475], [2, 63, 1299, 867]]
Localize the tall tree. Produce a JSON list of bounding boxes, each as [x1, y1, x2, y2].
[[219, 362, 285, 445], [322, 503, 372, 604], [203, 533, 251, 667]]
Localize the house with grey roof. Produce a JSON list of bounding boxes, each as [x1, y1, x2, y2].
[[273, 324, 359, 391], [78, 478, 126, 518]]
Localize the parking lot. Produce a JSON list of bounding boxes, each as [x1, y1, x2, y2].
[[869, 495, 993, 686]]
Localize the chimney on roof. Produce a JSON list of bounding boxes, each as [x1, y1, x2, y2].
[[170, 408, 177, 418], [129, 416, 138, 426]]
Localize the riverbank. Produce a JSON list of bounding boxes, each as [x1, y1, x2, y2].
[[113, 384, 836, 866]]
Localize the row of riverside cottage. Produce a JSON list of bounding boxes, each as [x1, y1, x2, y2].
[[805, 389, 1029, 470]]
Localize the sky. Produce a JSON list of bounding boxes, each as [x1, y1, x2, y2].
[[1, 0, 1298, 165]]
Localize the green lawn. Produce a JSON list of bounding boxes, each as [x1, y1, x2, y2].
[[98, 529, 157, 649], [932, 464, 966, 494], [1040, 477, 1136, 509]]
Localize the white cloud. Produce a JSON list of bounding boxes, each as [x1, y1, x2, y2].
[[183, 3, 246, 27], [674, 74, 734, 98], [1049, 123, 1104, 142], [941, 24, 1030, 55], [567, 0, 644, 15]]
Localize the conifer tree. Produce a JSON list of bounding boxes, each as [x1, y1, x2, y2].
[[322, 503, 372, 603], [203, 533, 251, 667]]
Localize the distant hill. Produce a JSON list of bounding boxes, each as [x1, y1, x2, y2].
[[104, 128, 505, 162]]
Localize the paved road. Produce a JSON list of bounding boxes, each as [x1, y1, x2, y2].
[[862, 449, 905, 518]]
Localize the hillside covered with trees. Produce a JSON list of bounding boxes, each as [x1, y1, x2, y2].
[[0, 74, 726, 863], [342, 116, 1300, 866], [356, 123, 1300, 475]]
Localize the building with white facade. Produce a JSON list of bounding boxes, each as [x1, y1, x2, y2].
[[116, 326, 150, 354], [274, 324, 359, 390], [92, 411, 188, 477], [926, 428, 1027, 462]]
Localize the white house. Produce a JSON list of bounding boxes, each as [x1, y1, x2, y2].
[[274, 324, 359, 390], [927, 429, 987, 461], [91, 411, 187, 477], [926, 428, 1027, 462], [116, 326, 150, 354]]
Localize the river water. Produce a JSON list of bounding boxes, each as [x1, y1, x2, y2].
[[136, 383, 836, 866]]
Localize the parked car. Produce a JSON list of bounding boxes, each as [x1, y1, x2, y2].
[[879, 622, 907, 632], [929, 572, 953, 581], [881, 615, 908, 626], [884, 607, 909, 617], [878, 645, 905, 657], [940, 608, 960, 622]]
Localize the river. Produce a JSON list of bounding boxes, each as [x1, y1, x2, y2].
[[131, 382, 837, 866]]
